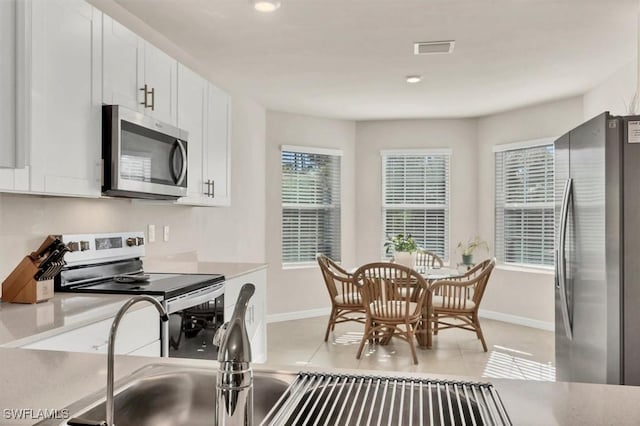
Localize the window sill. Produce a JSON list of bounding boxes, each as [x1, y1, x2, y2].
[[282, 262, 319, 271], [496, 263, 554, 275]]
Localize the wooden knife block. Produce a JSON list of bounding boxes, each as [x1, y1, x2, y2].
[[2, 257, 54, 304]]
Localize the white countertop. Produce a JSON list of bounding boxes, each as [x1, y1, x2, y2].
[[1, 347, 640, 425], [143, 258, 267, 279], [0, 262, 265, 349], [0, 293, 147, 348]]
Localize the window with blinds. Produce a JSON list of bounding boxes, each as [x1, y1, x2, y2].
[[382, 152, 450, 259], [281, 148, 341, 265], [495, 144, 554, 267]]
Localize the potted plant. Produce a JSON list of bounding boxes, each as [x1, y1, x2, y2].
[[384, 234, 418, 268], [457, 236, 489, 265]]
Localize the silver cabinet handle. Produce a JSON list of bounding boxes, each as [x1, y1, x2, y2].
[[558, 178, 573, 340], [92, 340, 109, 351], [140, 84, 149, 108], [150, 87, 155, 111], [204, 180, 215, 198]]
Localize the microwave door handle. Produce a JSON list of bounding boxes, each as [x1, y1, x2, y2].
[[174, 140, 187, 186]]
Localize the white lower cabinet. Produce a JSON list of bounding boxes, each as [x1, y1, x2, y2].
[[224, 268, 267, 363], [22, 305, 161, 357]]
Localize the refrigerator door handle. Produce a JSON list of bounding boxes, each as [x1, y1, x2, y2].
[[558, 178, 573, 340]]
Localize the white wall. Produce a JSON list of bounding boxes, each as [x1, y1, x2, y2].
[[355, 119, 478, 265], [476, 96, 584, 326], [583, 59, 638, 119], [265, 111, 356, 318]]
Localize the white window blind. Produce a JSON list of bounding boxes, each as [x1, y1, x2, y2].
[[382, 152, 450, 259], [495, 144, 554, 266], [282, 149, 341, 264]]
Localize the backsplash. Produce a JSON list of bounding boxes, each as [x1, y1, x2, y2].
[[0, 192, 263, 288]]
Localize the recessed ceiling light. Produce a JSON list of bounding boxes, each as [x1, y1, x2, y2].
[[252, 0, 281, 12], [406, 75, 422, 84]]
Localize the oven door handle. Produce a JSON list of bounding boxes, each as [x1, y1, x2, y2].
[[170, 139, 187, 186], [164, 284, 225, 314]]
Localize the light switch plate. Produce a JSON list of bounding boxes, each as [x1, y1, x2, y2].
[[148, 224, 156, 243], [163, 225, 170, 242]]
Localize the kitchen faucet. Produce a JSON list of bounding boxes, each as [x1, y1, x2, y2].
[[66, 295, 169, 426], [214, 283, 255, 426]]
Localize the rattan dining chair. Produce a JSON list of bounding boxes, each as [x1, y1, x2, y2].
[[415, 249, 444, 269], [353, 262, 428, 364], [428, 258, 496, 351], [317, 254, 366, 342]]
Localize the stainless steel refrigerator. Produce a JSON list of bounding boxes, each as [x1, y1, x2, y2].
[[555, 112, 640, 385]]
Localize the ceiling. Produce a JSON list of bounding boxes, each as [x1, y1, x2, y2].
[[114, 0, 638, 120]]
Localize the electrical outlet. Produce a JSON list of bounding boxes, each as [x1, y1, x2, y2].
[[148, 224, 156, 243], [163, 225, 170, 242]]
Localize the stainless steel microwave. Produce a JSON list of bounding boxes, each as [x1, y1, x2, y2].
[[102, 106, 188, 199]]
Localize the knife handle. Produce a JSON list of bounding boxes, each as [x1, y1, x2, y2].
[[29, 235, 58, 260]]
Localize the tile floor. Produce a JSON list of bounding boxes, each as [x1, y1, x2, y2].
[[264, 315, 555, 381]]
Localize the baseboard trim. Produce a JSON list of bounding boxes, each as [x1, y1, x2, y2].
[[267, 307, 331, 323], [266, 307, 554, 331], [479, 309, 554, 331]]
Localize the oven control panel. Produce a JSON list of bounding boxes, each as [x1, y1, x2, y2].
[[61, 232, 145, 266]]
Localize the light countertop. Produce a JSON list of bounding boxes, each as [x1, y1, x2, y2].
[[0, 294, 148, 348], [0, 261, 265, 348], [143, 258, 267, 279], [2, 347, 640, 425]]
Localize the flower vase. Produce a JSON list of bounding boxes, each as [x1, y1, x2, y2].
[[395, 251, 416, 269]]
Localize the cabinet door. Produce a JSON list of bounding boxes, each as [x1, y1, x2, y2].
[[29, 0, 102, 197], [102, 13, 144, 112], [205, 84, 231, 206], [144, 42, 178, 126], [0, 0, 29, 192], [176, 64, 207, 202], [22, 305, 160, 355], [0, 0, 16, 168]]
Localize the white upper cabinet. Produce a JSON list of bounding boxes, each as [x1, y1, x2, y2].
[[28, 0, 102, 197], [102, 14, 178, 126], [204, 84, 231, 206], [143, 43, 178, 126], [102, 14, 143, 112], [176, 64, 207, 202], [0, 0, 16, 169], [0, 0, 29, 192], [176, 75, 232, 207]]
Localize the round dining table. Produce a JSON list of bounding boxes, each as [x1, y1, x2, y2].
[[415, 267, 466, 348]]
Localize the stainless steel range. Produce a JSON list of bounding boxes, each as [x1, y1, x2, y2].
[[54, 232, 225, 357]]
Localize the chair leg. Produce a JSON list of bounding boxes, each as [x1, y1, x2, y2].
[[357, 318, 373, 360], [473, 313, 488, 352], [324, 307, 336, 342], [433, 313, 439, 335], [407, 324, 419, 365]]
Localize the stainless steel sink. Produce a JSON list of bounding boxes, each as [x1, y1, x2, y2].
[[38, 364, 293, 426]]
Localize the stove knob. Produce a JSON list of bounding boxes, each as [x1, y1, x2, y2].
[[136, 237, 144, 246], [126, 237, 137, 247], [67, 241, 80, 252], [80, 241, 90, 251]]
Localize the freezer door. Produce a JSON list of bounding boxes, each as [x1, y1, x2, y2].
[[554, 131, 572, 382], [564, 113, 610, 384]]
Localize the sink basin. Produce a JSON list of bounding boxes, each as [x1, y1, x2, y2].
[[40, 365, 293, 426]]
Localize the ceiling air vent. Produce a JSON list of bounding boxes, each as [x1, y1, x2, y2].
[[413, 40, 455, 55]]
